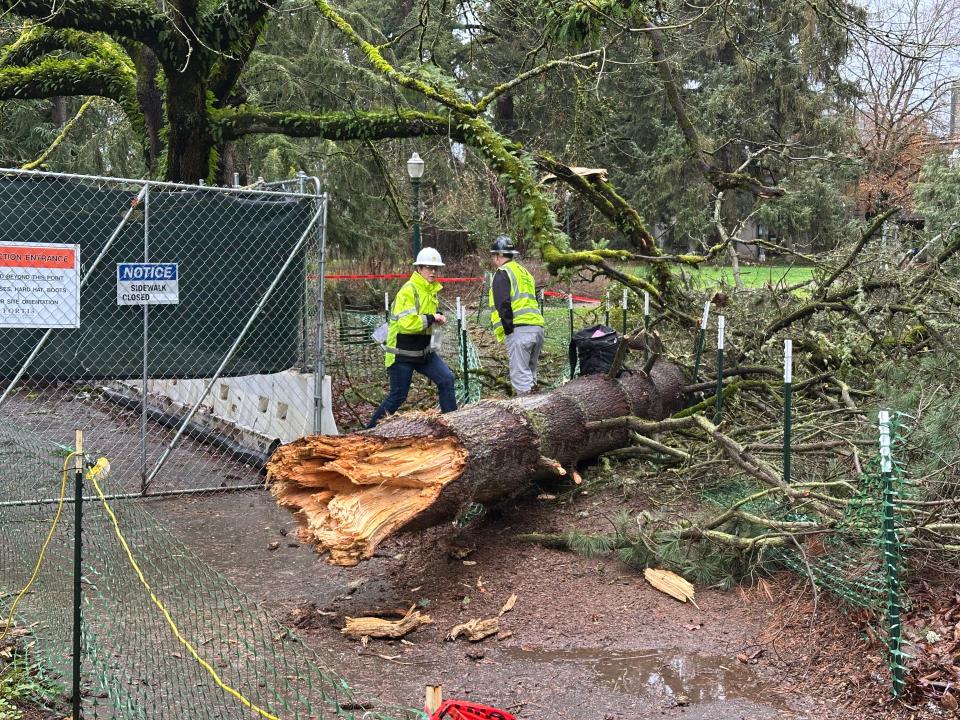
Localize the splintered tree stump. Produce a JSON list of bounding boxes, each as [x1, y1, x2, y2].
[[268, 361, 685, 565]]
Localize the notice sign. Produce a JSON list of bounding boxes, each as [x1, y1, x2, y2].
[[117, 263, 179, 306], [0, 242, 80, 328]]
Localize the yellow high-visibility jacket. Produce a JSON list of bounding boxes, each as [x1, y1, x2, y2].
[[384, 271, 441, 367]]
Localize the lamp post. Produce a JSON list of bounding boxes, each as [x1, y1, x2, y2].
[[406, 152, 425, 257]]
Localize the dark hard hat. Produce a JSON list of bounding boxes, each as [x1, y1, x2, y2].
[[490, 234, 517, 255]]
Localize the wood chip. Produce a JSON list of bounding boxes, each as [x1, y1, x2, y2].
[[342, 606, 432, 640], [447, 617, 500, 642], [644, 568, 696, 605], [499, 593, 518, 616]]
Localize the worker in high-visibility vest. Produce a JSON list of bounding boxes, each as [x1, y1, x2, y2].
[[368, 247, 457, 427], [488, 235, 545, 394]]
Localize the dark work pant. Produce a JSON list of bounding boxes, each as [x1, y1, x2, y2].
[[367, 353, 457, 428]]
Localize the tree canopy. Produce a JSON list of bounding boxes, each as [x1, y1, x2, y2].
[[0, 0, 950, 286]]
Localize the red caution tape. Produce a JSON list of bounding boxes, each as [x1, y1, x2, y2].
[[312, 273, 484, 283], [542, 290, 600, 303], [310, 273, 602, 302]]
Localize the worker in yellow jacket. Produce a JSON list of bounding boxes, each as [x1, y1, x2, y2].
[[368, 247, 457, 427], [489, 235, 545, 394]]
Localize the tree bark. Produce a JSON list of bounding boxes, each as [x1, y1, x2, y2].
[[165, 72, 213, 182], [268, 361, 685, 565]]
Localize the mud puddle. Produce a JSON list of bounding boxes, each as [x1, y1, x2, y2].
[[502, 647, 785, 709]]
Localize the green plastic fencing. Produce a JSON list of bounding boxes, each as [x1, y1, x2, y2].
[[324, 302, 483, 417], [770, 413, 911, 695], [0, 433, 420, 719]]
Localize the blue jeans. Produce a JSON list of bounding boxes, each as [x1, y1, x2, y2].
[[367, 353, 457, 428]]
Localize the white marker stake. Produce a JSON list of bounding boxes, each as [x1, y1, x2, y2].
[[714, 315, 726, 422], [622, 289, 628, 310], [879, 410, 892, 473], [701, 300, 711, 330], [456, 296, 462, 322], [643, 291, 650, 317], [784, 339, 793, 383], [568, 294, 573, 310]]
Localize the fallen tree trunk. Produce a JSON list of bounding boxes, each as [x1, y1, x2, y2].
[[267, 361, 685, 565]]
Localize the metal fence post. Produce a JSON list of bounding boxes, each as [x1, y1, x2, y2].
[[621, 289, 628, 335], [692, 300, 710, 385], [72, 429, 84, 720], [312, 191, 329, 435], [460, 304, 470, 401], [140, 184, 150, 493]]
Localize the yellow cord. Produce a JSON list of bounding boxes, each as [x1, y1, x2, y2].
[[86, 465, 282, 720], [0, 452, 79, 643]]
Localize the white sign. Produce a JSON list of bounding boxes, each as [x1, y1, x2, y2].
[[117, 263, 179, 305], [0, 242, 80, 328]]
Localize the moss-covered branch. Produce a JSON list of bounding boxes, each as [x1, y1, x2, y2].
[[214, 107, 460, 141], [22, 96, 95, 170], [0, 0, 173, 63], [0, 25, 67, 67], [315, 0, 479, 115], [475, 51, 599, 112], [0, 56, 137, 111]]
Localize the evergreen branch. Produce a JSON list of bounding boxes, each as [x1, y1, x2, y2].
[[638, 14, 783, 199]]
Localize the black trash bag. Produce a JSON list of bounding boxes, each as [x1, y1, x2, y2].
[[568, 324, 628, 377]]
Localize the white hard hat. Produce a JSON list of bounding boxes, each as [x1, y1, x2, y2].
[[414, 247, 445, 267]]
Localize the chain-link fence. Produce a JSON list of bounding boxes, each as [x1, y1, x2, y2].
[[0, 169, 330, 496], [0, 168, 422, 719]]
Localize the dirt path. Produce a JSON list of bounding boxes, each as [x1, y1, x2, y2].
[[149, 486, 874, 720]]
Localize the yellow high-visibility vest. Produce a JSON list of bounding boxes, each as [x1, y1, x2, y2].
[[488, 260, 544, 342]]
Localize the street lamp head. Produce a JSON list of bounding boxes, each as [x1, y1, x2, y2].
[[406, 152, 425, 179]]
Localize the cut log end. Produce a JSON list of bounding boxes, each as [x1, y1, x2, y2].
[[269, 432, 468, 565]]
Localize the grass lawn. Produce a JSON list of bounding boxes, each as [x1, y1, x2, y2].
[[678, 265, 815, 289], [622, 264, 815, 290]]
